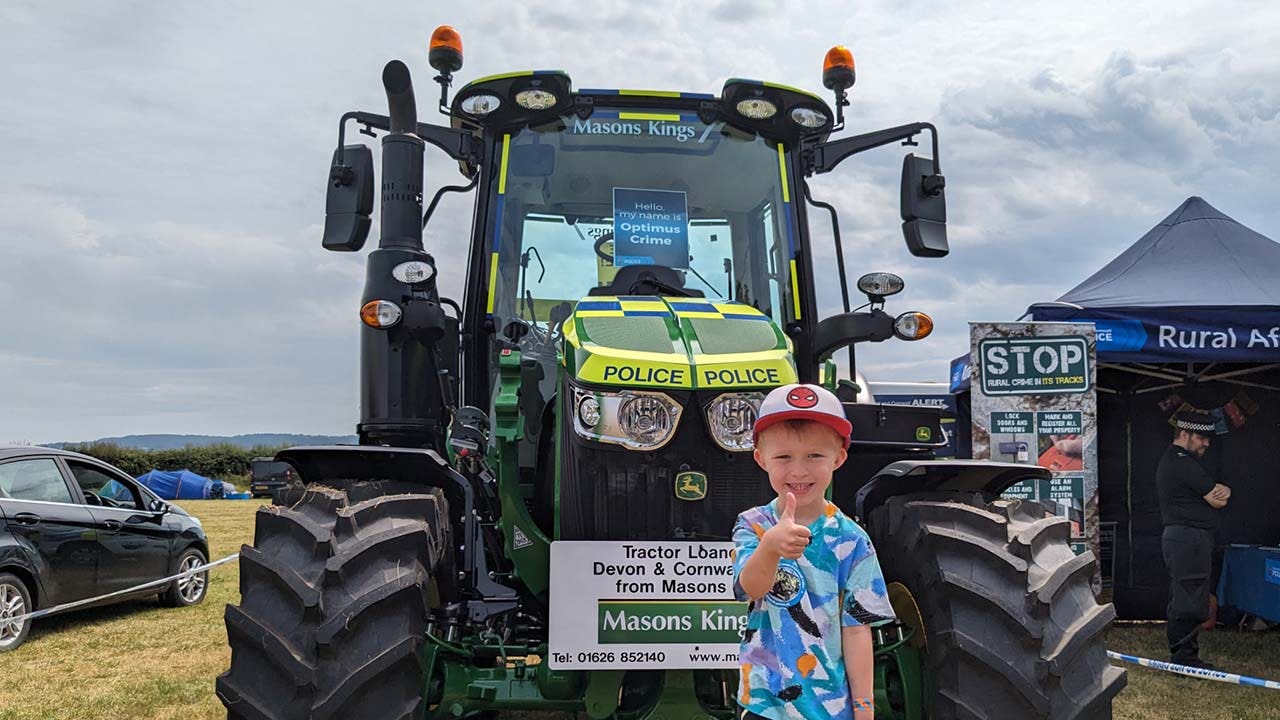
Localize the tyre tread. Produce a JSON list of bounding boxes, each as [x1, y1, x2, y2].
[[869, 493, 1124, 719], [219, 485, 448, 720]]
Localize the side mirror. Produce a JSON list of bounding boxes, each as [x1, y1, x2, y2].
[[900, 153, 948, 257], [322, 145, 375, 252], [150, 498, 169, 514]]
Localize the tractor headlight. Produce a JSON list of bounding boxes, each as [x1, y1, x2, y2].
[[577, 395, 601, 428], [705, 392, 764, 451], [572, 387, 680, 451], [392, 260, 435, 284], [619, 396, 677, 446]]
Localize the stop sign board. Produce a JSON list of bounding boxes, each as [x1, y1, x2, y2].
[[978, 336, 1090, 395]]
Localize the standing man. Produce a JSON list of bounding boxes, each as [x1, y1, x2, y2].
[[1156, 409, 1230, 669]]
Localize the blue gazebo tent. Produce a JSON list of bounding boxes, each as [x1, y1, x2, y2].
[[948, 198, 1280, 618], [1019, 197, 1280, 619], [1029, 196, 1280, 367], [950, 196, 1280, 392]]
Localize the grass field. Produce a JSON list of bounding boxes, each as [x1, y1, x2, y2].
[[1, 498, 1276, 719]]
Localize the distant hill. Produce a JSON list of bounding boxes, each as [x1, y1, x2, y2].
[[46, 433, 358, 451]]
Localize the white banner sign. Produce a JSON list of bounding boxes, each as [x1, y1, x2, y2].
[[548, 541, 746, 670]]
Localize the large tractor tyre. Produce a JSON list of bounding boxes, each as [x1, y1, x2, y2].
[[868, 494, 1126, 720], [217, 484, 451, 720]]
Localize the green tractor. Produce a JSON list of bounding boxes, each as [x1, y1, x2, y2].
[[217, 27, 1125, 720]]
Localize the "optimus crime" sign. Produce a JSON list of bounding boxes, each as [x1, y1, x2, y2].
[[978, 336, 1090, 395]]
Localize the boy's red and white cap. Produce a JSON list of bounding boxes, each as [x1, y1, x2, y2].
[[753, 383, 852, 448]]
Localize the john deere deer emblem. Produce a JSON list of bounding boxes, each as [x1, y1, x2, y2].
[[675, 471, 707, 501]]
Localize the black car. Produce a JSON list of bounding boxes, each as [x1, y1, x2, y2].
[[0, 446, 209, 651], [248, 456, 292, 498]]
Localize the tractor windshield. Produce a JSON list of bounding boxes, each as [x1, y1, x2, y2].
[[484, 108, 796, 370]]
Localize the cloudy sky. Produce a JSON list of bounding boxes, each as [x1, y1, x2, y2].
[[3, 1, 1278, 443]]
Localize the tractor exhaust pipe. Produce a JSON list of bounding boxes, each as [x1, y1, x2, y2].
[[357, 61, 449, 450], [378, 60, 424, 251]]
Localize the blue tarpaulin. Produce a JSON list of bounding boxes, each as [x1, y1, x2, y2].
[[135, 469, 222, 500], [1028, 197, 1280, 362]]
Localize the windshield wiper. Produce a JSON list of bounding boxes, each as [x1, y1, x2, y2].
[[684, 260, 723, 298]]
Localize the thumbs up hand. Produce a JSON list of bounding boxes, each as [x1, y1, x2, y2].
[[765, 492, 812, 559]]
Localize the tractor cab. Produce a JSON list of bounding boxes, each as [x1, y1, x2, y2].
[[483, 97, 797, 385], [458, 75, 826, 411]]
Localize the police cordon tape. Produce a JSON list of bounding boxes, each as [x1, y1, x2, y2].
[[6, 553, 240, 626], [1107, 651, 1280, 690], [7, 561, 1280, 694]]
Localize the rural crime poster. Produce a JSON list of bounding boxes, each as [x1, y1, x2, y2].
[[549, 541, 743, 670], [970, 322, 1100, 590]]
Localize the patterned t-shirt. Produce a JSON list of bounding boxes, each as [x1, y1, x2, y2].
[[732, 500, 895, 720]]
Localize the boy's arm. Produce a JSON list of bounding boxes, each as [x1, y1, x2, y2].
[[736, 493, 810, 600], [738, 542, 783, 600], [842, 625, 874, 720]]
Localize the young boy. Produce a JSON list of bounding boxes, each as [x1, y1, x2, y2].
[[732, 383, 896, 720]]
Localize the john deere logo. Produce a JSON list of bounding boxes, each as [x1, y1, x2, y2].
[[675, 472, 707, 501], [915, 426, 932, 441]]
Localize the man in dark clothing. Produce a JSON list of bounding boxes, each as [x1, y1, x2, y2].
[[1156, 410, 1230, 669]]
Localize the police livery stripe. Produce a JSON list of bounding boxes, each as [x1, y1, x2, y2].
[[775, 142, 802, 321], [576, 88, 716, 100], [486, 133, 513, 314]]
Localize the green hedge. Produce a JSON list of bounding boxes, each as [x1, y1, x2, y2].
[[63, 442, 290, 482]]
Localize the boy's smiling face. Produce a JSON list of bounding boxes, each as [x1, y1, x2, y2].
[[753, 420, 848, 518]]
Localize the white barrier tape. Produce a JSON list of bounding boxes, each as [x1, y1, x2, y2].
[[1108, 650, 1280, 690], [3, 553, 240, 626]]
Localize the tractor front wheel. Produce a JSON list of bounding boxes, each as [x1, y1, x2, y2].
[[868, 494, 1126, 719], [217, 484, 451, 720]]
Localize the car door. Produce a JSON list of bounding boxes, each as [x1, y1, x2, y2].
[[63, 460, 174, 595], [0, 457, 99, 604]]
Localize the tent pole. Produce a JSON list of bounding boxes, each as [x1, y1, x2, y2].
[[1135, 382, 1190, 395], [1133, 375, 1280, 394], [1217, 377, 1280, 392], [1200, 363, 1280, 382], [1125, 411, 1134, 590], [1101, 363, 1184, 383]]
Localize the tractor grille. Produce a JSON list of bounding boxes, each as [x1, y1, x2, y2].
[[558, 390, 773, 541]]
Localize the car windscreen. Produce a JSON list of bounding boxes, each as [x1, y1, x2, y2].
[[251, 461, 290, 477]]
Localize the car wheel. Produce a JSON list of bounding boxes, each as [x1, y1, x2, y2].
[[0, 573, 33, 652], [161, 548, 208, 607]]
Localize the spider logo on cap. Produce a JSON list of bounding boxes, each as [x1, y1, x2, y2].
[[787, 386, 819, 409]]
